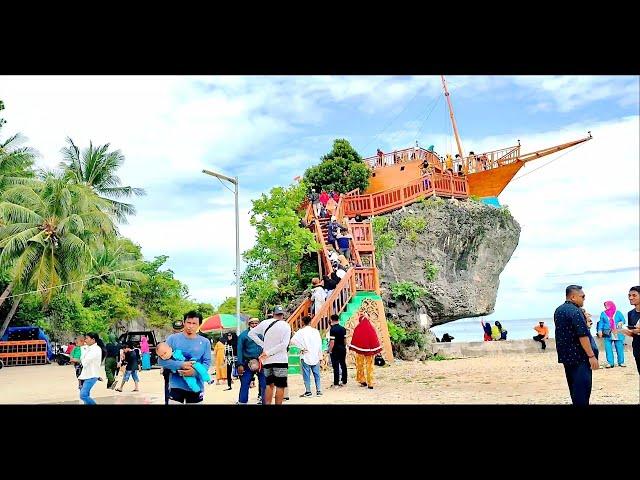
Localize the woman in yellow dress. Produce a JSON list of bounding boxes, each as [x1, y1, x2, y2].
[[213, 338, 227, 384]]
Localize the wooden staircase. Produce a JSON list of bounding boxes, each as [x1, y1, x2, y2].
[[286, 172, 470, 362]]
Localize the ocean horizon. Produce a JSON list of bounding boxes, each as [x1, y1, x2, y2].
[[431, 316, 562, 343]]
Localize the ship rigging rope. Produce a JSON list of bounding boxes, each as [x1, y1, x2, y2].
[[414, 94, 442, 141], [510, 143, 586, 182], [363, 85, 441, 154]]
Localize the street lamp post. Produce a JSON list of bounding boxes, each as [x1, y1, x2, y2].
[[202, 169, 241, 335]]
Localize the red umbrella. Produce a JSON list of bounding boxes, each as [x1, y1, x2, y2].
[[200, 313, 249, 333]]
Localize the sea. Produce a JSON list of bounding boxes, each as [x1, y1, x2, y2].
[[430, 316, 587, 342]]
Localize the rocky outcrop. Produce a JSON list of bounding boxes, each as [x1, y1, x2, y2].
[[376, 197, 520, 358]]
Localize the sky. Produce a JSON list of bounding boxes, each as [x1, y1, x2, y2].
[[1, 75, 638, 321]]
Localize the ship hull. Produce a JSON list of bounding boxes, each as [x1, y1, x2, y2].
[[364, 159, 524, 198]]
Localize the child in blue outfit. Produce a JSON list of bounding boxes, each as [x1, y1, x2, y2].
[[156, 342, 210, 392]]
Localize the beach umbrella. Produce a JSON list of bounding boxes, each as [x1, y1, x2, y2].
[[200, 313, 249, 333]]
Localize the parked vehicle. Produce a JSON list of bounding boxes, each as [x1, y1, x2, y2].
[[117, 331, 159, 366]]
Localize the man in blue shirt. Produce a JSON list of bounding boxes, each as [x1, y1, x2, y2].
[[554, 285, 599, 406], [158, 311, 211, 404], [622, 285, 640, 375], [236, 317, 266, 405]]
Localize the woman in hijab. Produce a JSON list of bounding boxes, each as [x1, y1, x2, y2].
[[349, 314, 382, 389], [223, 331, 238, 391], [597, 300, 626, 368], [140, 335, 151, 370], [481, 320, 492, 341], [213, 336, 227, 384], [495, 321, 508, 341], [78, 332, 106, 405]]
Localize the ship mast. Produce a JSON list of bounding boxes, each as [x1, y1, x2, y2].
[[441, 75, 465, 160]]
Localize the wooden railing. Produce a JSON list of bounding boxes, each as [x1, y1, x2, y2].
[[363, 147, 440, 169], [287, 298, 313, 332], [350, 222, 373, 251], [343, 171, 468, 217], [310, 268, 357, 332]]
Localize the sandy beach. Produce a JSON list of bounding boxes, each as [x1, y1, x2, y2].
[[1, 350, 638, 405]]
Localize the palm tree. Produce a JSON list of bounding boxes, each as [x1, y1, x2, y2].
[[0, 174, 117, 336], [90, 238, 147, 288], [60, 137, 145, 224]]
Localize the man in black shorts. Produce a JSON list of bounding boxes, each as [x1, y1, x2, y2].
[[249, 305, 292, 405]]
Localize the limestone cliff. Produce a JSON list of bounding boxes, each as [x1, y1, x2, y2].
[[375, 197, 520, 358]]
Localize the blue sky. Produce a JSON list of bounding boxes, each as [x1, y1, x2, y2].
[[1, 75, 638, 322]]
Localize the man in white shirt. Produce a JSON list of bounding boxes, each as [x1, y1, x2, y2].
[[249, 305, 292, 405], [290, 315, 323, 397]]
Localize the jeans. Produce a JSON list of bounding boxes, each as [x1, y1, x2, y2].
[[533, 335, 546, 349], [123, 370, 139, 382], [301, 359, 322, 393], [563, 362, 592, 406], [238, 366, 266, 404], [330, 349, 348, 385], [79, 377, 99, 405], [603, 337, 625, 366]]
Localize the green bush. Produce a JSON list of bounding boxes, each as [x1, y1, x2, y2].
[[399, 216, 427, 234], [390, 281, 427, 305], [372, 216, 396, 262], [469, 195, 482, 203], [423, 260, 439, 282], [387, 320, 407, 343]]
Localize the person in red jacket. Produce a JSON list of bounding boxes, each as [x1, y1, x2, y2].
[[348, 313, 382, 389], [319, 190, 330, 207]]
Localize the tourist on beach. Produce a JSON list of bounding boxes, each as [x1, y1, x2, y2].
[[104, 336, 122, 389], [349, 313, 382, 389], [490, 322, 501, 341], [156, 342, 210, 392], [328, 314, 348, 387], [162, 319, 184, 404], [581, 308, 599, 362], [495, 321, 508, 340], [78, 333, 106, 405], [237, 317, 266, 405], [115, 342, 141, 392], [310, 278, 327, 316], [441, 333, 454, 342], [223, 332, 238, 391], [290, 315, 323, 397], [621, 285, 640, 374], [481, 320, 492, 341], [533, 321, 549, 350], [597, 300, 626, 368], [70, 335, 86, 389], [213, 335, 227, 385], [157, 311, 211, 404], [554, 285, 599, 406], [140, 335, 151, 370], [249, 305, 292, 405]]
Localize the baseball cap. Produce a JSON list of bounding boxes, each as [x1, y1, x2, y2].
[[273, 305, 285, 315], [172, 319, 184, 331]]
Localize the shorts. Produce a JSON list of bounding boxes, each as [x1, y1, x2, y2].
[[263, 363, 288, 388], [169, 388, 204, 404]]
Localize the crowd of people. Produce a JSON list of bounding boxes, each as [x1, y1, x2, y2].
[[67, 304, 384, 405], [552, 284, 640, 406]]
